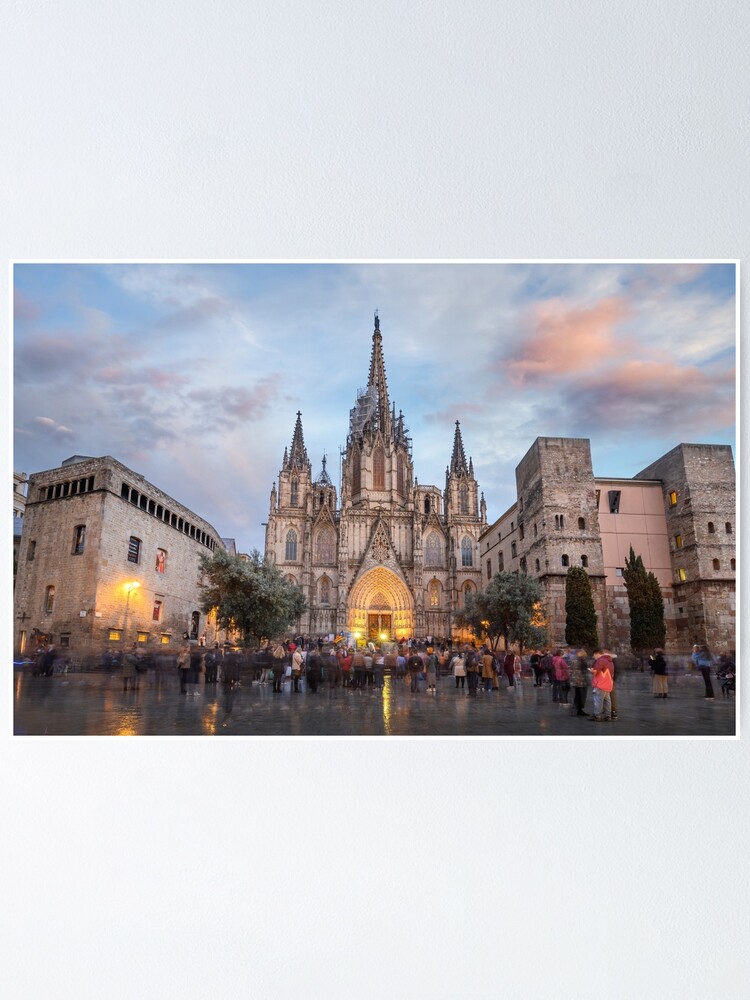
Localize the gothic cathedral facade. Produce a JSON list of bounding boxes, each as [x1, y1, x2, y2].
[[264, 315, 487, 641]]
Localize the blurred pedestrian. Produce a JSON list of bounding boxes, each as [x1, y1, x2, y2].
[[692, 644, 715, 699], [571, 650, 589, 716], [589, 649, 614, 722], [650, 649, 668, 698]]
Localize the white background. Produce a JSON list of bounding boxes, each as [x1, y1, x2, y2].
[[2, 3, 747, 997]]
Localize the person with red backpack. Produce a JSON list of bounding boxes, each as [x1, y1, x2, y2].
[[589, 650, 614, 722]]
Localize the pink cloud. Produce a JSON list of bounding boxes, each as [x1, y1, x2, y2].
[[505, 297, 630, 383], [14, 289, 40, 322]]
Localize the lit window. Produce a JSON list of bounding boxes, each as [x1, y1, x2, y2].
[[429, 580, 439, 607], [128, 536, 141, 564], [72, 524, 86, 555], [669, 491, 678, 506], [109, 629, 122, 641], [678, 568, 687, 582], [160, 634, 171, 645], [674, 534, 683, 549], [44, 585, 55, 613], [137, 632, 149, 643]]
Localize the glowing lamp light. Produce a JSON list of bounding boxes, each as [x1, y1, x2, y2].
[[124, 581, 141, 594]]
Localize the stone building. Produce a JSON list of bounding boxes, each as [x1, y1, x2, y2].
[[264, 313, 487, 641], [480, 437, 736, 655], [13, 455, 225, 658]]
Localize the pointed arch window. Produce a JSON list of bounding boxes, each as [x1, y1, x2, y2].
[[429, 579, 440, 608], [352, 448, 361, 495], [463, 582, 473, 606], [373, 446, 385, 490], [461, 536, 473, 567], [397, 456, 405, 496], [459, 484, 469, 514], [285, 529, 298, 561], [315, 527, 335, 564], [319, 575, 331, 604], [425, 532, 443, 568], [290, 478, 299, 507]]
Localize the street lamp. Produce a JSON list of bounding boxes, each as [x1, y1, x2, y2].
[[123, 581, 141, 644]]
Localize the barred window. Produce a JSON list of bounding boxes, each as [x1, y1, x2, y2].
[[373, 446, 385, 490], [128, 536, 141, 564]]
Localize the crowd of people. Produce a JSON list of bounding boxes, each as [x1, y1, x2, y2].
[[26, 634, 736, 716]]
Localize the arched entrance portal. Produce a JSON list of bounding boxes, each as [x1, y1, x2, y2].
[[348, 567, 414, 642]]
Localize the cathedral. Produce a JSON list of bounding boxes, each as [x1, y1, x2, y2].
[[264, 313, 487, 642]]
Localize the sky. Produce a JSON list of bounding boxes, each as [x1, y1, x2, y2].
[[13, 261, 737, 553]]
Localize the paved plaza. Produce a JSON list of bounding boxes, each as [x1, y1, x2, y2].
[[12, 664, 737, 736]]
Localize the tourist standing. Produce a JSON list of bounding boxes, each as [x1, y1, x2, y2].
[[121, 643, 138, 692], [465, 646, 480, 697], [502, 651, 515, 689], [407, 648, 423, 693], [481, 647, 495, 693], [589, 650, 614, 722], [692, 644, 715, 699], [552, 650, 570, 704], [292, 645, 305, 692], [177, 642, 190, 695], [452, 650, 466, 690], [571, 650, 589, 716], [650, 649, 668, 697], [425, 647, 439, 693], [530, 650, 543, 687]]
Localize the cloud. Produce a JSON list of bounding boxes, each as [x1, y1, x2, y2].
[[14, 289, 39, 322], [504, 297, 630, 383]]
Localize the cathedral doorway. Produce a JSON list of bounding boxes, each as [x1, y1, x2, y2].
[[367, 613, 392, 642], [348, 567, 414, 642]]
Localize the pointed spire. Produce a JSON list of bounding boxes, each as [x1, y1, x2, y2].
[[367, 313, 391, 436], [317, 452, 332, 485], [285, 411, 311, 472], [450, 420, 469, 477]]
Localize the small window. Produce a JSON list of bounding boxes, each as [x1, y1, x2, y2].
[[160, 634, 171, 645], [669, 491, 678, 506], [678, 568, 687, 582], [578, 517, 586, 530], [581, 555, 588, 568], [155, 549, 167, 573], [712, 559, 720, 571], [153, 600, 162, 622], [520, 556, 527, 573], [60, 634, 70, 647], [137, 632, 149, 643], [72, 524, 86, 555], [128, 536, 141, 564], [27, 540, 36, 561], [511, 542, 517, 559], [486, 559, 492, 581], [595, 489, 601, 508], [730, 558, 736, 571], [674, 534, 683, 549], [534, 523, 538, 538], [535, 559, 540, 573], [608, 491, 621, 514], [519, 522, 525, 541], [707, 522, 715, 534], [725, 522, 732, 534], [616, 568, 623, 577], [108, 629, 122, 641], [45, 585, 55, 613], [561, 554, 570, 567], [498, 552, 505, 572]]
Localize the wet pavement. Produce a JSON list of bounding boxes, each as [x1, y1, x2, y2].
[[12, 665, 737, 736]]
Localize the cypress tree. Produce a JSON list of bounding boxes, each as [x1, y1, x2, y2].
[[565, 566, 598, 649], [623, 546, 666, 652]]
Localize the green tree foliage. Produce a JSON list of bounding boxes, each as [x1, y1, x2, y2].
[[198, 548, 306, 646], [565, 566, 598, 649], [455, 572, 548, 653], [622, 546, 666, 652]]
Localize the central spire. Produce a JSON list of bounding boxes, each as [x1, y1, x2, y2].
[[450, 420, 469, 476], [367, 311, 391, 436]]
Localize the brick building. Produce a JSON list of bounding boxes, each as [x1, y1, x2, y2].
[[480, 438, 736, 656], [13, 455, 225, 659]]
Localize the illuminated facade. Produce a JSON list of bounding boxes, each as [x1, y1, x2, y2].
[[264, 314, 487, 641], [13, 455, 225, 657]]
